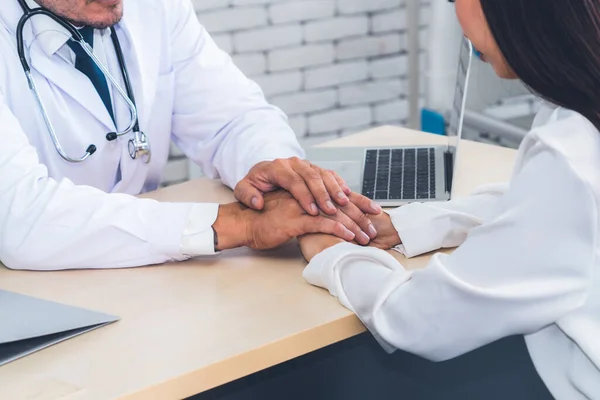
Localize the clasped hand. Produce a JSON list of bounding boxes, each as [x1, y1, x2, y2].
[[212, 157, 400, 252]]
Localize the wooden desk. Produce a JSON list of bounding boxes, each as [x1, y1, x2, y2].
[[0, 127, 517, 400]]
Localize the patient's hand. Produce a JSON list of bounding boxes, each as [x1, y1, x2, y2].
[[298, 234, 344, 262], [367, 210, 401, 250], [332, 194, 401, 250], [298, 205, 402, 262]]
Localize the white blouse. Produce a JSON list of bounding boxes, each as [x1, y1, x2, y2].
[[303, 103, 600, 400]]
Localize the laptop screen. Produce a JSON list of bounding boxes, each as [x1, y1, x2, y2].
[[446, 37, 474, 193]]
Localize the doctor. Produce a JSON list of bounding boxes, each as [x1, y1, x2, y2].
[[296, 0, 600, 399], [0, 0, 381, 270]]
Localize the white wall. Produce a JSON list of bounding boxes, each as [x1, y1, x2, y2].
[[162, 0, 430, 186]]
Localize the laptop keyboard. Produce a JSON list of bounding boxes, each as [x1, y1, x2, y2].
[[361, 148, 436, 201]]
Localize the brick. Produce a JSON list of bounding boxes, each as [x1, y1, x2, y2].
[[373, 99, 409, 123], [211, 33, 233, 54], [420, 5, 431, 26], [304, 16, 369, 43], [287, 115, 308, 137], [371, 9, 406, 33], [188, 163, 205, 180], [197, 7, 267, 34], [253, 71, 303, 97], [232, 53, 267, 76], [270, 89, 337, 115], [370, 55, 407, 79], [234, 25, 302, 53], [231, 0, 270, 4], [269, 44, 335, 72], [299, 133, 340, 148], [336, 34, 404, 60], [339, 79, 405, 106], [419, 27, 428, 48], [193, 0, 230, 12], [308, 107, 372, 134], [305, 61, 368, 90], [269, 1, 336, 24], [338, 0, 402, 14], [162, 158, 189, 183], [341, 124, 373, 137], [169, 142, 186, 158]]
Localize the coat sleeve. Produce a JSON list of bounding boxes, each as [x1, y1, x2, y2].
[[0, 93, 218, 271], [167, 0, 304, 189]]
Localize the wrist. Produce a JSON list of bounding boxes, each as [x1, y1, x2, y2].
[[212, 203, 252, 251], [299, 234, 344, 262]]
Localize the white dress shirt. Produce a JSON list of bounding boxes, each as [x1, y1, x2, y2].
[[304, 103, 600, 400], [0, 0, 303, 270]]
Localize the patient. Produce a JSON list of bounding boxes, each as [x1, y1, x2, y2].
[[295, 0, 600, 399]]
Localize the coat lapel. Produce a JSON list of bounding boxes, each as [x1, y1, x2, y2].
[[109, 9, 162, 193], [28, 42, 116, 131]]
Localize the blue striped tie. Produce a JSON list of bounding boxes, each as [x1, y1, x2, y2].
[[67, 27, 115, 123]]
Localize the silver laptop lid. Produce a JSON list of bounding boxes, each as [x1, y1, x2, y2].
[[446, 37, 474, 194]]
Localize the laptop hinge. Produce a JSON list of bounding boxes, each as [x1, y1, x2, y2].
[[444, 150, 454, 194]]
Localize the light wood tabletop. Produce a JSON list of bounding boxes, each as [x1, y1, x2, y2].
[[0, 126, 517, 400]]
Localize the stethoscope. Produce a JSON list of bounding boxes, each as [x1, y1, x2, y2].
[[16, 0, 151, 163]]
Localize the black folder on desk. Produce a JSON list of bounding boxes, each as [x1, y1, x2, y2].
[[0, 289, 119, 366]]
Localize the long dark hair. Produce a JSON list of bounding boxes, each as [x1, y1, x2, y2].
[[480, 0, 600, 130]]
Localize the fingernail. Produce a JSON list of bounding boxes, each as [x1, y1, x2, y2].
[[359, 231, 370, 243], [310, 203, 319, 214], [368, 224, 377, 238], [251, 197, 259, 208], [343, 185, 351, 193], [371, 201, 382, 213], [337, 191, 348, 200], [344, 228, 355, 240], [326, 200, 335, 211]]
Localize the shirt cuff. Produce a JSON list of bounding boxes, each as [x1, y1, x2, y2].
[[180, 203, 220, 256], [386, 203, 451, 258]]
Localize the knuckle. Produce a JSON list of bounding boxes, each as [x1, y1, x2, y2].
[[304, 171, 322, 182], [290, 175, 308, 191], [273, 158, 287, 167]]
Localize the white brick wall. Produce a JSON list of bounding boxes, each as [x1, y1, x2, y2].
[[164, 0, 430, 185]]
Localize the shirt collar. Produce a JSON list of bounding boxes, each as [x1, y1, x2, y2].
[[0, 0, 110, 58], [25, 0, 72, 57]]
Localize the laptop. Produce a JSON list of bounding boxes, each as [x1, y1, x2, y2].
[[0, 289, 119, 366], [306, 37, 474, 206]]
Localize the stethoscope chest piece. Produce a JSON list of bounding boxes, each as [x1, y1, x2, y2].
[[128, 131, 151, 163]]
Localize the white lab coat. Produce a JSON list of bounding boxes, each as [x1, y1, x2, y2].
[[0, 0, 303, 269], [303, 103, 600, 400]]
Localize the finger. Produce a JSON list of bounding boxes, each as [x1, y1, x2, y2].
[[234, 180, 265, 210], [293, 162, 337, 215], [301, 216, 355, 242], [331, 171, 352, 195], [326, 207, 371, 245], [339, 202, 378, 240], [348, 192, 382, 215], [267, 159, 319, 215], [321, 169, 350, 207]]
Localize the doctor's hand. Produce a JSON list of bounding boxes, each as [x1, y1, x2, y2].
[[213, 191, 358, 251], [235, 157, 382, 219]]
